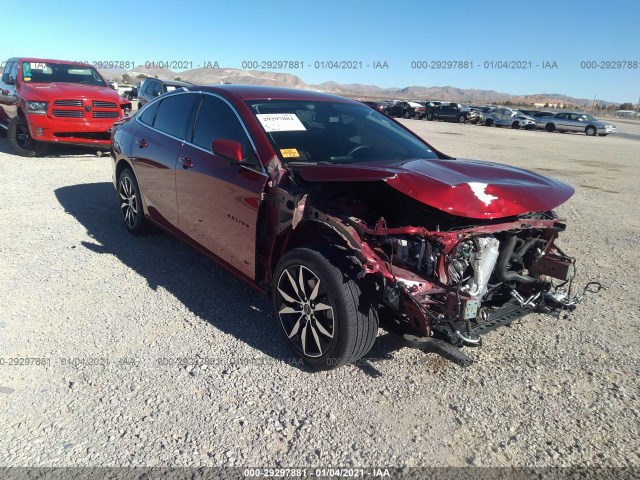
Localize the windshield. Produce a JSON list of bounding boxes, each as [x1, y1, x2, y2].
[[21, 62, 107, 87], [246, 100, 438, 164]]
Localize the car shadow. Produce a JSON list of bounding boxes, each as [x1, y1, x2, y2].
[[0, 137, 107, 157], [55, 182, 300, 368]]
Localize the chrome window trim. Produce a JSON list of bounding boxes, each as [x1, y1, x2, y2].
[[135, 91, 267, 176]]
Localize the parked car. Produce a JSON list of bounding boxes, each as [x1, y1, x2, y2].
[[0, 57, 131, 156], [483, 107, 536, 129], [111, 85, 579, 369], [137, 78, 193, 109], [431, 103, 480, 124], [407, 101, 425, 119], [360, 101, 386, 112], [535, 112, 617, 136], [385, 101, 421, 118], [422, 101, 443, 120]]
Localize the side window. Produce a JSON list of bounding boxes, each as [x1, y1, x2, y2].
[[192, 95, 259, 165], [153, 93, 198, 139], [139, 100, 159, 126], [1, 60, 15, 83], [152, 82, 163, 97]]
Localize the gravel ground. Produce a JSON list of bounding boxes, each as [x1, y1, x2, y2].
[[0, 120, 638, 470]]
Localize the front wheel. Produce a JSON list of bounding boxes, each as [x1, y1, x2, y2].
[[484, 118, 493, 126], [511, 121, 520, 129], [458, 115, 467, 124], [403, 111, 411, 119], [272, 246, 378, 370], [545, 123, 556, 132], [426, 112, 433, 121], [585, 126, 597, 136], [117, 168, 150, 235], [7, 117, 48, 157]]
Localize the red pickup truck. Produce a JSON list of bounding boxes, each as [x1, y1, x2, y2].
[[0, 57, 131, 156]]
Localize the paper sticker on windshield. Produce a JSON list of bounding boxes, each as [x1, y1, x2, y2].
[[256, 114, 306, 132], [31, 63, 47, 70], [22, 63, 32, 77], [280, 148, 300, 158]]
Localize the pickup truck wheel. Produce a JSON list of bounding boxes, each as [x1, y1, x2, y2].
[[426, 112, 433, 121], [585, 126, 597, 136], [545, 123, 556, 132], [458, 115, 466, 124], [117, 169, 150, 235], [8, 117, 48, 157], [273, 246, 378, 370]]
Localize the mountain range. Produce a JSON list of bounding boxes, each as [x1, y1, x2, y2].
[[99, 66, 614, 107]]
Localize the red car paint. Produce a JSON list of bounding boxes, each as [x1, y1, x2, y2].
[[289, 159, 574, 219], [111, 85, 577, 360], [0, 57, 131, 148]]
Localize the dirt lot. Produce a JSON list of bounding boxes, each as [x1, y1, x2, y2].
[[0, 121, 638, 470]]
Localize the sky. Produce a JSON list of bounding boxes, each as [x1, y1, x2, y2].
[[3, 0, 640, 103]]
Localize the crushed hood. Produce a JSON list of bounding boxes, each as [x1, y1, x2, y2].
[[290, 158, 574, 219]]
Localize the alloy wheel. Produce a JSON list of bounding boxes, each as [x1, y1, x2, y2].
[[119, 176, 138, 228], [16, 123, 35, 150], [276, 264, 335, 358]]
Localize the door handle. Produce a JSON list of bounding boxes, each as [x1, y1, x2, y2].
[[138, 139, 148, 148], [179, 156, 193, 169]]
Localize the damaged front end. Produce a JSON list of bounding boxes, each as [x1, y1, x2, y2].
[[279, 176, 579, 359]]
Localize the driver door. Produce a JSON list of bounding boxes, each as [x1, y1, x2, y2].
[[176, 94, 268, 280]]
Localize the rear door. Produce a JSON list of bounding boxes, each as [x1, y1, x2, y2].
[[176, 93, 268, 279], [131, 93, 199, 229]]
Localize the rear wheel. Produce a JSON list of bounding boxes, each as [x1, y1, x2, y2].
[[7, 116, 48, 157], [272, 246, 378, 370], [545, 123, 556, 132], [117, 168, 150, 235], [585, 126, 597, 136]]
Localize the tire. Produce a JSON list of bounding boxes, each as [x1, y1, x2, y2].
[[7, 116, 48, 157], [585, 126, 597, 136], [117, 168, 150, 235], [403, 111, 411, 119], [545, 123, 556, 133], [484, 118, 493, 126], [272, 246, 378, 370], [511, 121, 520, 129], [426, 112, 433, 121], [458, 115, 467, 124]]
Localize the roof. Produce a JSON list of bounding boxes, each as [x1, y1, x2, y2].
[[187, 84, 354, 102]]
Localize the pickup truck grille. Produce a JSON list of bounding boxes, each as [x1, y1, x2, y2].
[[92, 100, 117, 108], [52, 109, 84, 118], [49, 98, 121, 120], [92, 111, 119, 118], [53, 99, 83, 107]]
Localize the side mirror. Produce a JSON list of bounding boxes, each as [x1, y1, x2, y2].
[[212, 139, 244, 163]]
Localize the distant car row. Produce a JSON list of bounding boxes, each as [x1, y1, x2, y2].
[[361, 100, 617, 136]]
